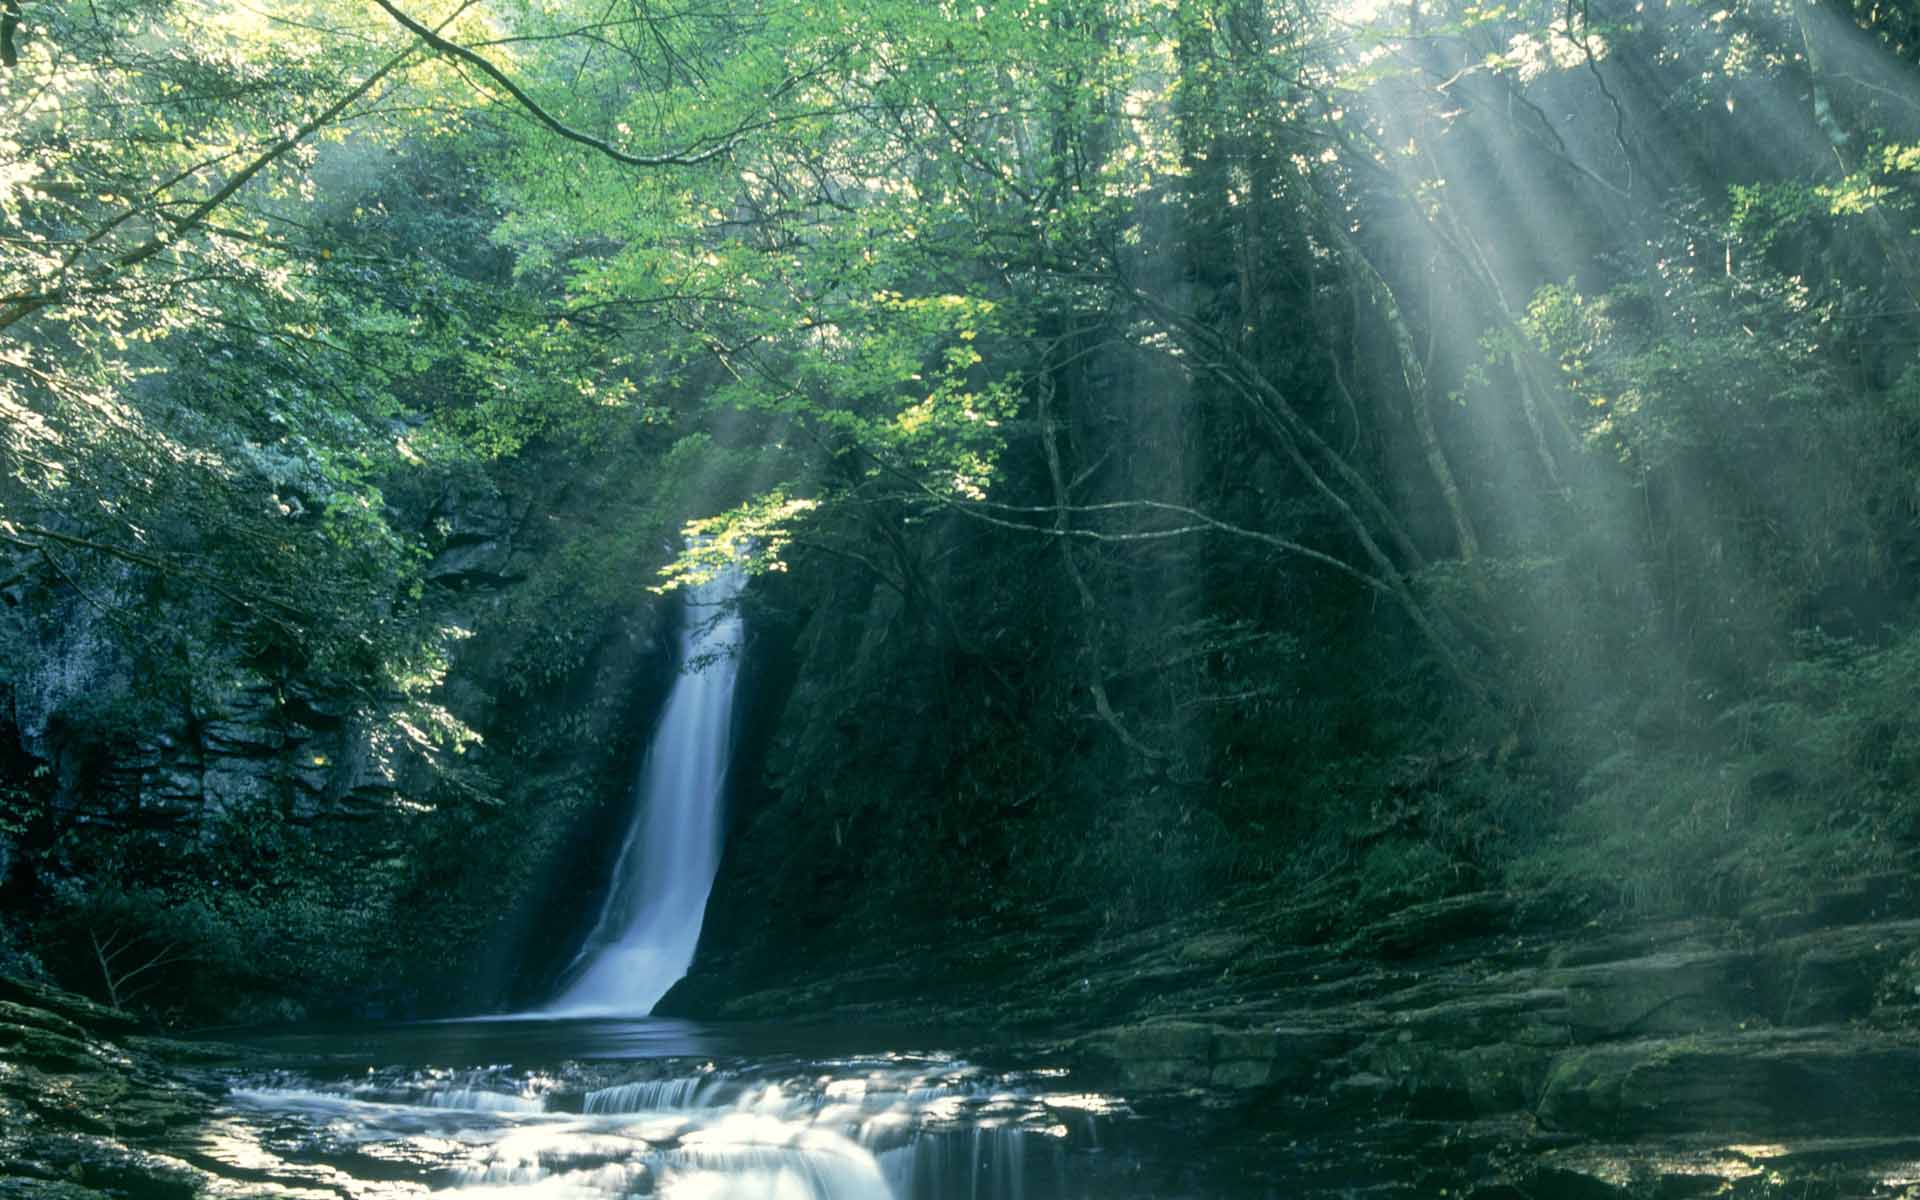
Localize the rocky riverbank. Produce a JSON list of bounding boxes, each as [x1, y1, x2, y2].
[[670, 863, 1920, 1197], [7, 865, 1920, 1198], [0, 977, 226, 1199]]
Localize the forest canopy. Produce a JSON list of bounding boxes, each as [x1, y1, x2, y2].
[[6, 0, 1920, 1017]]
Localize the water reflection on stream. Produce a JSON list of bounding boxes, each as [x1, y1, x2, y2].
[[194, 1017, 1136, 1200]]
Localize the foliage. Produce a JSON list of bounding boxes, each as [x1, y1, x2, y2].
[[4, 0, 1920, 1021], [33, 819, 387, 1022]]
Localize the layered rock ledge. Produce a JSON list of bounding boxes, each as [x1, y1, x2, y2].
[[680, 869, 1920, 1197], [0, 978, 220, 1199]]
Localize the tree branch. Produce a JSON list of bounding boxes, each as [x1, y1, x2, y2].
[[0, 521, 306, 634], [370, 0, 760, 168], [0, 6, 471, 334], [1036, 361, 1167, 763]]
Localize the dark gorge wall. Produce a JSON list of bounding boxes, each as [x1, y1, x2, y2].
[[0, 456, 690, 1022]]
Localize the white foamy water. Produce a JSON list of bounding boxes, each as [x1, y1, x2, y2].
[[202, 1058, 1125, 1200]]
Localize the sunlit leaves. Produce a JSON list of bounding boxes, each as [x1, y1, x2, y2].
[[1524, 263, 1836, 475], [656, 491, 823, 592], [471, 0, 1205, 575]]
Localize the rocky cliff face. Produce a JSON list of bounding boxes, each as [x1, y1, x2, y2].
[[0, 459, 684, 1020], [0, 474, 527, 850]]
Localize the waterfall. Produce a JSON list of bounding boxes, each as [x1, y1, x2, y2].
[[545, 560, 747, 1016]]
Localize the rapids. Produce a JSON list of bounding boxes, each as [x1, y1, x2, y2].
[[193, 1019, 1134, 1200]]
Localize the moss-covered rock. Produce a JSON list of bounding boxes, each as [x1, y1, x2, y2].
[[0, 979, 137, 1037], [1537, 1029, 1920, 1136], [1541, 949, 1759, 1037]]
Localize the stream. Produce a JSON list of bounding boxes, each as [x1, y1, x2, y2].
[[187, 1016, 1168, 1200]]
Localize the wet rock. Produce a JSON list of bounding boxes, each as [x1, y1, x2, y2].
[[1359, 1036, 1555, 1118], [1387, 986, 1570, 1047], [1176, 934, 1254, 964], [1528, 1135, 1920, 1200], [1076, 1021, 1216, 1089], [1543, 920, 1721, 968], [6, 1134, 204, 1200], [1758, 919, 1920, 1025], [0, 1181, 111, 1200], [1541, 949, 1759, 1037], [0, 1000, 87, 1043], [2, 1061, 126, 1133], [1328, 1070, 1394, 1109], [1353, 892, 1511, 958], [1536, 1028, 1920, 1136], [0, 1023, 113, 1074], [0, 977, 213, 1166], [1741, 872, 1920, 941], [1209, 1026, 1353, 1090], [123, 1034, 253, 1068], [0, 978, 137, 1036], [1077, 1020, 1359, 1093], [1454, 1044, 1553, 1115]]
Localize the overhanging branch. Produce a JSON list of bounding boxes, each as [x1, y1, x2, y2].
[[370, 0, 756, 168]]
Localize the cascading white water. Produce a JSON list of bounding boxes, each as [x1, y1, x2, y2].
[[545, 560, 747, 1017], [208, 1057, 1124, 1200]]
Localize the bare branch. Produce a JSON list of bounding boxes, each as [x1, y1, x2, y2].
[[1037, 362, 1168, 763]]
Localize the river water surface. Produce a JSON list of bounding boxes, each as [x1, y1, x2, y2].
[[190, 1015, 1174, 1200], [179, 1005, 1833, 1198]]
